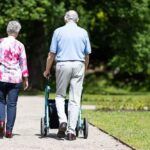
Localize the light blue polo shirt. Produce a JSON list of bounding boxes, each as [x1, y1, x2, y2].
[[49, 21, 91, 62]]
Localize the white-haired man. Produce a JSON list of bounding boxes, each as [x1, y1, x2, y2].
[[43, 10, 91, 140]]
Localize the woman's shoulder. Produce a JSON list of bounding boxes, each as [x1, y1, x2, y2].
[[15, 39, 25, 47], [0, 38, 5, 43]]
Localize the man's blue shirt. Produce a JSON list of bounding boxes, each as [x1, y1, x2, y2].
[[50, 22, 91, 62]]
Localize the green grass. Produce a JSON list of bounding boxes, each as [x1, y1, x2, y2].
[[82, 93, 150, 150], [20, 87, 150, 111], [20, 89, 44, 95], [83, 110, 150, 150], [20, 89, 56, 98], [82, 94, 150, 111]]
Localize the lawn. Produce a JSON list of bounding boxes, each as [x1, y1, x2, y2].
[[83, 110, 150, 150], [82, 93, 150, 150], [82, 94, 150, 111]]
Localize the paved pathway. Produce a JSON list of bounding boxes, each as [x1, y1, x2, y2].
[[0, 96, 133, 150]]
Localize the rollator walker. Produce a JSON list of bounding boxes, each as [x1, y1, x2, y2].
[[40, 80, 88, 139]]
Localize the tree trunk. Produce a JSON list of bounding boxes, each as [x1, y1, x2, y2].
[[26, 21, 46, 90]]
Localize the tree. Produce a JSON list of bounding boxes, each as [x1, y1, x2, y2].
[[0, 0, 66, 89], [0, 0, 150, 89], [84, 0, 150, 76]]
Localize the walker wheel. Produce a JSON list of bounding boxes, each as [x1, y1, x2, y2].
[[83, 118, 88, 139], [75, 126, 79, 137], [40, 117, 48, 137]]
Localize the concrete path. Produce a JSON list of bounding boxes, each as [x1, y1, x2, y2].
[[0, 96, 133, 150]]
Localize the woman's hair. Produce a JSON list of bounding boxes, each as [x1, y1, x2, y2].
[[6, 20, 21, 35], [64, 10, 79, 23]]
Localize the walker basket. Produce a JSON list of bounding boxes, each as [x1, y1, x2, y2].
[[48, 99, 68, 129]]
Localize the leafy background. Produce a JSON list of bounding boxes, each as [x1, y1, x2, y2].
[[0, 0, 150, 91]]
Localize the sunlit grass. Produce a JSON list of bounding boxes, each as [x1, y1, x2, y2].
[[82, 94, 150, 111], [83, 110, 150, 150]]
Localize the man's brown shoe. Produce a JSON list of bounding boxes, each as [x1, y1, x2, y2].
[[67, 133, 76, 141], [0, 121, 5, 138], [57, 122, 67, 138]]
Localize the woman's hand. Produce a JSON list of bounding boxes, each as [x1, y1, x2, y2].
[[23, 77, 29, 90]]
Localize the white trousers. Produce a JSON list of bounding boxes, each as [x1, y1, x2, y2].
[[55, 61, 85, 134]]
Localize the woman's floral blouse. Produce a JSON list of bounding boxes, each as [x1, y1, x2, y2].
[[0, 36, 29, 83]]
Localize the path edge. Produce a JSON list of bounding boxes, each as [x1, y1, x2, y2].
[[89, 123, 136, 150]]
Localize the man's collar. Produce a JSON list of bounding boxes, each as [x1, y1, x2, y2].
[[66, 21, 77, 26]]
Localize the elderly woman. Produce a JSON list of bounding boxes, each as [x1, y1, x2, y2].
[[0, 20, 29, 138]]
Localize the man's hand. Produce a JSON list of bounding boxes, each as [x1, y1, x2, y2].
[[43, 70, 50, 79], [23, 77, 29, 90], [43, 52, 55, 79]]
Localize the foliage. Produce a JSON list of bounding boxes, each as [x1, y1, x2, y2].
[[86, 0, 150, 75], [0, 0, 66, 89], [84, 71, 150, 94], [0, 0, 150, 89]]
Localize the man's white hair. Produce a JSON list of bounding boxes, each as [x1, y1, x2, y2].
[[7, 20, 21, 35], [64, 10, 79, 23]]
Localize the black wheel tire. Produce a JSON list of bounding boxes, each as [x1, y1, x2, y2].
[[75, 127, 79, 137], [83, 118, 88, 139], [40, 117, 48, 137]]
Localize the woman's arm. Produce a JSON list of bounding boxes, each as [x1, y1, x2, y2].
[[19, 44, 29, 90]]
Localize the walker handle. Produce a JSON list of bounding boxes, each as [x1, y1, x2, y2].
[[47, 75, 51, 85]]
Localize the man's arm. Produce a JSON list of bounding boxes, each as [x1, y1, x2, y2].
[[85, 54, 90, 72], [43, 52, 55, 78]]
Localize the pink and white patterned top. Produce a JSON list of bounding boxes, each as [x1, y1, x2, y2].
[[0, 36, 29, 83]]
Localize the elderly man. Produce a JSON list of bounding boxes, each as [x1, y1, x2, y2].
[[43, 10, 91, 140]]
